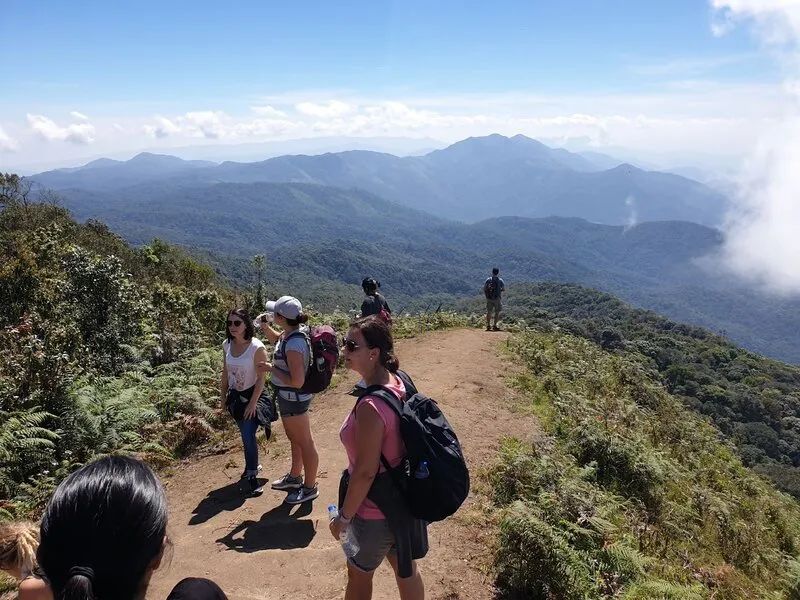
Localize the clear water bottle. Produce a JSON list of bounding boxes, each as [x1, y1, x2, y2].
[[328, 505, 360, 558], [414, 460, 430, 479]]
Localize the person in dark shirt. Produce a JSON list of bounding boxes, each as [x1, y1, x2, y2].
[[360, 278, 391, 321], [483, 267, 505, 331]]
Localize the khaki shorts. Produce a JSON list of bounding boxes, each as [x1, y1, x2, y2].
[[348, 516, 396, 573], [486, 298, 502, 316]]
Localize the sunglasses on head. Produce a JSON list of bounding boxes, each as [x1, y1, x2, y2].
[[227, 319, 243, 327], [341, 337, 361, 352]]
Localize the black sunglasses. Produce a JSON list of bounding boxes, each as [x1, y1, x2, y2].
[[341, 337, 361, 352], [227, 319, 243, 327]]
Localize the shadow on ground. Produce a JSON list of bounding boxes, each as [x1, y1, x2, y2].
[[189, 478, 267, 525], [215, 501, 316, 552]]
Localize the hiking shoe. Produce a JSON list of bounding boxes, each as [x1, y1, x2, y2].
[[246, 475, 264, 496], [492, 326, 500, 331], [285, 484, 319, 505], [240, 464, 263, 480], [486, 326, 492, 331], [271, 473, 303, 491]]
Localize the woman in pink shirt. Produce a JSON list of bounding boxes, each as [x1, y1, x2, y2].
[[330, 315, 427, 600]]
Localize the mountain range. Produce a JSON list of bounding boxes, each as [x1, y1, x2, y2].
[[30, 134, 728, 226], [39, 174, 800, 363]]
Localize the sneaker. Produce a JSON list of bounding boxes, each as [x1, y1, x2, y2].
[[271, 473, 303, 491], [246, 475, 264, 496], [492, 326, 500, 331], [486, 326, 492, 331], [285, 484, 319, 505], [240, 464, 263, 480]]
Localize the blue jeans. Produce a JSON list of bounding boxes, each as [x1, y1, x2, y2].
[[236, 418, 259, 476]]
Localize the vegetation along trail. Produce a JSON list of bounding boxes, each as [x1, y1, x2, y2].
[[147, 328, 539, 600]]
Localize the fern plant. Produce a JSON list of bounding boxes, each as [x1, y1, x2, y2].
[[0, 409, 59, 496]]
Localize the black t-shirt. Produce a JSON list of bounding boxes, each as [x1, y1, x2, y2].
[[361, 293, 391, 317]]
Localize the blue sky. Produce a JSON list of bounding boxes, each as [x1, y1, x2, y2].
[[0, 0, 787, 169]]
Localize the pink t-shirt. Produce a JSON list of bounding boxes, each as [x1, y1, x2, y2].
[[339, 374, 406, 520]]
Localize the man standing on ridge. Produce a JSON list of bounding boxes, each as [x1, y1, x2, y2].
[[484, 267, 505, 331]]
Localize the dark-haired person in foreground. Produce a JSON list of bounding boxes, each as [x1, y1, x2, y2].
[[331, 315, 428, 600], [220, 308, 269, 496], [259, 296, 320, 504], [166, 577, 228, 600], [37, 456, 169, 600]]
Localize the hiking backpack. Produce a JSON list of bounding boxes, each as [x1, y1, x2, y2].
[[378, 296, 393, 326], [361, 370, 470, 522], [283, 326, 339, 394], [484, 276, 499, 299], [379, 307, 393, 326]]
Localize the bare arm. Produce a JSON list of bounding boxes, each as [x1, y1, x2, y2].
[[219, 352, 228, 408], [341, 402, 384, 520], [265, 349, 306, 389], [244, 345, 269, 419], [261, 324, 282, 345]]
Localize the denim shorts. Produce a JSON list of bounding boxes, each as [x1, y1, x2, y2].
[[348, 516, 396, 573], [275, 389, 312, 417]]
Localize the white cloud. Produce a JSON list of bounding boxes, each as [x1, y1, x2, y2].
[[26, 114, 95, 145], [70, 111, 89, 121], [5, 76, 788, 168], [0, 125, 20, 152], [143, 116, 182, 139], [250, 105, 287, 118], [295, 100, 356, 118], [184, 111, 228, 139], [143, 112, 228, 139], [711, 0, 800, 294]]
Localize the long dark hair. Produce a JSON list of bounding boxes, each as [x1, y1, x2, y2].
[[350, 315, 399, 372], [225, 308, 254, 342], [38, 456, 169, 600]]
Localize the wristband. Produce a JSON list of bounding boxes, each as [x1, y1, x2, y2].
[[339, 512, 352, 524]]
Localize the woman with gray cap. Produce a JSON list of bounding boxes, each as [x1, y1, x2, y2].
[[258, 296, 320, 504]]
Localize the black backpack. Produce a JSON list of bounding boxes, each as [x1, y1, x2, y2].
[[484, 276, 499, 299], [361, 370, 470, 522]]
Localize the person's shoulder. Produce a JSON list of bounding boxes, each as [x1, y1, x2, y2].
[[251, 337, 266, 349], [18, 577, 52, 600], [285, 332, 309, 349]]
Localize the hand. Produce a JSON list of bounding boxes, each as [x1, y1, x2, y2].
[[244, 399, 258, 420], [329, 516, 348, 540], [257, 361, 273, 374]]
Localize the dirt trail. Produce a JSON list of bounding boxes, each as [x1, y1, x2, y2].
[[147, 329, 539, 600]]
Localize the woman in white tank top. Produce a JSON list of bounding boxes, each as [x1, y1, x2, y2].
[[220, 308, 269, 496]]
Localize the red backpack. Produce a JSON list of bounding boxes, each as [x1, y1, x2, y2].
[[284, 326, 339, 394]]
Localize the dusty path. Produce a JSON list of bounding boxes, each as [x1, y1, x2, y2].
[[147, 329, 539, 600]]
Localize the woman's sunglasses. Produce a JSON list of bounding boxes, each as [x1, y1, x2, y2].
[[341, 337, 360, 352], [227, 319, 243, 327]]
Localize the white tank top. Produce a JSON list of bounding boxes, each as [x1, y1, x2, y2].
[[223, 338, 265, 391]]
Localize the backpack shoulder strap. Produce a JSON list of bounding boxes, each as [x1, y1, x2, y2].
[[284, 328, 312, 368], [355, 384, 406, 474], [395, 369, 418, 396], [357, 385, 403, 415]]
